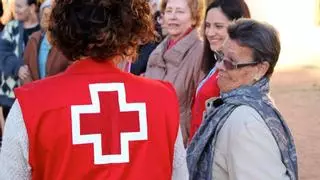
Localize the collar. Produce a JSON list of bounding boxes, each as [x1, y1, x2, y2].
[[148, 29, 201, 68], [167, 27, 194, 50], [65, 58, 121, 75]]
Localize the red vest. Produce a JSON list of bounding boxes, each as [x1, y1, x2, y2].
[[15, 59, 180, 180], [189, 70, 220, 141]]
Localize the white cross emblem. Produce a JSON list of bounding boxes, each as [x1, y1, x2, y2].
[[71, 83, 148, 165]]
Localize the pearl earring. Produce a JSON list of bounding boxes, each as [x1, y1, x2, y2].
[[254, 75, 260, 81]]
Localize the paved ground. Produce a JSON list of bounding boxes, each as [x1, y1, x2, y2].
[[270, 65, 320, 180]]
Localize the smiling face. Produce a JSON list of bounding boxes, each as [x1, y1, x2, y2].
[[164, 0, 194, 40], [217, 39, 269, 93], [15, 0, 33, 22], [205, 7, 230, 51]]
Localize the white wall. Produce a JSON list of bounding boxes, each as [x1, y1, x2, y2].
[[245, 0, 320, 69]]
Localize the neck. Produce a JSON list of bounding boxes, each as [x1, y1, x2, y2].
[[170, 35, 181, 42], [23, 15, 39, 29], [170, 28, 193, 42], [111, 55, 124, 65], [78, 55, 120, 65]]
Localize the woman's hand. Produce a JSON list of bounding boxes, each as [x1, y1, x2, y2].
[[18, 65, 32, 84]]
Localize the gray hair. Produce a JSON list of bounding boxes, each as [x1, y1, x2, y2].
[[228, 18, 281, 78]]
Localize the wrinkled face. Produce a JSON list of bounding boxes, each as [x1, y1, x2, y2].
[[40, 7, 51, 30], [164, 0, 194, 40], [205, 7, 230, 51], [15, 0, 32, 21], [217, 39, 263, 93]]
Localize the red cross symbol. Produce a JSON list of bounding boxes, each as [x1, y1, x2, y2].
[[71, 83, 148, 165]]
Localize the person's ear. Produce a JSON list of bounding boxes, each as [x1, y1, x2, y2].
[[191, 18, 197, 27], [255, 61, 270, 80], [29, 3, 37, 15]]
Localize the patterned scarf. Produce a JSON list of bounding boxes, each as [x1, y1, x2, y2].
[[187, 78, 298, 180]]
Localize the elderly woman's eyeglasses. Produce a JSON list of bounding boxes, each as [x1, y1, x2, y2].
[[214, 51, 259, 70]]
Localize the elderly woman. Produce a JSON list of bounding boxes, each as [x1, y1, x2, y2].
[[189, 0, 251, 141], [187, 19, 298, 180], [0, 0, 188, 179], [145, 0, 205, 145]]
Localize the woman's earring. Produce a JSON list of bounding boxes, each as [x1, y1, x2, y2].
[[254, 75, 260, 82]]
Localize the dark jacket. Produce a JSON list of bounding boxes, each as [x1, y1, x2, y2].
[[0, 38, 22, 76], [130, 42, 158, 75], [130, 11, 163, 75]]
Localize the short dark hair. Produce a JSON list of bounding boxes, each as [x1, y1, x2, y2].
[[228, 18, 281, 78], [202, 0, 250, 74], [27, 0, 38, 6], [26, 0, 39, 12], [48, 0, 156, 61], [208, 0, 250, 20], [27, 0, 37, 6]]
